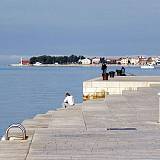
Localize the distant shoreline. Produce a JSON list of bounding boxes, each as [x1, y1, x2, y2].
[[9, 63, 141, 67]]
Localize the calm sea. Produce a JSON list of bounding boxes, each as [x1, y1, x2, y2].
[[0, 65, 160, 136]]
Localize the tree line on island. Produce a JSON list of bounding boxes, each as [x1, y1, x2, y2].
[[30, 55, 86, 64]]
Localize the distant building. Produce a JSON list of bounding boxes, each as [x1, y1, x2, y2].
[[156, 59, 160, 65], [152, 57, 159, 62], [106, 58, 117, 64], [20, 58, 30, 65], [92, 57, 100, 64], [120, 57, 129, 65], [115, 57, 129, 65], [138, 56, 147, 65], [129, 57, 139, 65], [33, 62, 42, 66], [116, 58, 122, 65], [78, 58, 91, 65], [146, 57, 155, 65]]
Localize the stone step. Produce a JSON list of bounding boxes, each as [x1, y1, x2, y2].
[[137, 86, 160, 92], [22, 119, 49, 129], [150, 84, 160, 87]]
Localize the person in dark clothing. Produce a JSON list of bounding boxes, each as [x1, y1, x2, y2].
[[101, 63, 107, 74], [121, 66, 125, 76]]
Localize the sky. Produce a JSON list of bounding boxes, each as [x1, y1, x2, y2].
[[0, 0, 160, 64]]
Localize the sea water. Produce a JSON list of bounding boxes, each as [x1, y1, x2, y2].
[[0, 65, 160, 136]]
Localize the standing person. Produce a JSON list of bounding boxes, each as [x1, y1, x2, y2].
[[101, 63, 107, 74], [62, 92, 75, 108]]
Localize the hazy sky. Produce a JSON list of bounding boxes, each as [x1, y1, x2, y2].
[[0, 0, 160, 63]]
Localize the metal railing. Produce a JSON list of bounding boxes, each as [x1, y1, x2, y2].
[[3, 123, 26, 140]]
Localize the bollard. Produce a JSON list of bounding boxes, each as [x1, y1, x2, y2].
[[158, 93, 160, 123]]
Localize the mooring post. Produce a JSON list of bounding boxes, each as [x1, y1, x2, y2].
[[158, 93, 160, 123]]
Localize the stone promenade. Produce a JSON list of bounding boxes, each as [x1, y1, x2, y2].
[[0, 86, 160, 159]]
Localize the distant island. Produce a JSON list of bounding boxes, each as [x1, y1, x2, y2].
[[10, 55, 106, 66], [10, 54, 160, 66], [30, 55, 86, 65]]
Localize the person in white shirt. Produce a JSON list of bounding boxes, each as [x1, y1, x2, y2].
[[62, 92, 75, 108]]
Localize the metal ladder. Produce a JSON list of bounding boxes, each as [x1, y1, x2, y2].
[[2, 123, 27, 141]]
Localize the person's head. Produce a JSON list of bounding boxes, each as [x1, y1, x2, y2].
[[65, 92, 70, 97]]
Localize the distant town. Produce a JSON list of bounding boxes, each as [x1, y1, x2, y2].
[[10, 55, 160, 66]]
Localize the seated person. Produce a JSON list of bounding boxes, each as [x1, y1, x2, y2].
[[62, 92, 75, 108], [121, 66, 126, 76]]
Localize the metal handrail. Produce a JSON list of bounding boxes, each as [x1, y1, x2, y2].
[[5, 123, 26, 140]]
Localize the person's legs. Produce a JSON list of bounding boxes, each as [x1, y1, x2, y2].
[[62, 102, 70, 108]]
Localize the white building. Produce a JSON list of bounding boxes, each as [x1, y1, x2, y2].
[[92, 57, 100, 64], [156, 59, 160, 65], [78, 58, 91, 65], [146, 57, 156, 65], [120, 58, 129, 65], [129, 57, 139, 65], [33, 62, 42, 66], [138, 56, 147, 65], [152, 57, 159, 65]]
